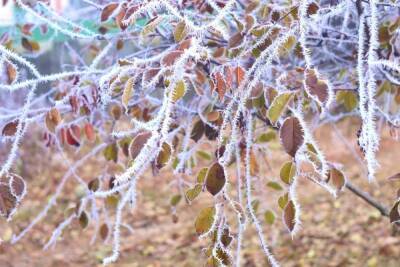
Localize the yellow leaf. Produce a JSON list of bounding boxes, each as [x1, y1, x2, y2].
[[122, 77, 134, 110]]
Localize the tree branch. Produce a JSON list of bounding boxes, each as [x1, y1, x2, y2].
[[345, 181, 389, 217]]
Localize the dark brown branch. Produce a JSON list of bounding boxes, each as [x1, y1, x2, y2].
[[345, 181, 389, 217]]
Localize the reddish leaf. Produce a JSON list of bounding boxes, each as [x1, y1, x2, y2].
[[115, 5, 127, 30], [66, 125, 80, 147], [84, 123, 96, 142], [2, 120, 18, 136], [101, 3, 118, 22], [4, 60, 17, 84], [161, 50, 183, 67], [235, 66, 245, 86], [279, 117, 304, 157], [215, 72, 226, 101], [129, 131, 152, 160]]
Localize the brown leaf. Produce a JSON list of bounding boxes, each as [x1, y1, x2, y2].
[[156, 142, 172, 169], [191, 119, 205, 142], [45, 108, 62, 133], [101, 3, 118, 22], [305, 68, 328, 104], [389, 201, 400, 224], [329, 168, 345, 192], [307, 2, 319, 16], [2, 120, 18, 136], [215, 72, 226, 101], [228, 32, 244, 48], [0, 184, 17, 218], [178, 38, 192, 51], [283, 200, 296, 232], [129, 131, 152, 160], [206, 162, 226, 196], [21, 37, 40, 52], [279, 117, 304, 157], [4, 60, 17, 84], [100, 223, 109, 240], [161, 50, 183, 67], [143, 68, 160, 83], [88, 178, 100, 192], [115, 6, 127, 31]]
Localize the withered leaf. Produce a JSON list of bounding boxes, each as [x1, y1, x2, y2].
[[206, 162, 226, 196], [156, 142, 172, 169], [191, 119, 205, 142], [129, 131, 152, 160], [2, 120, 18, 136], [0, 184, 17, 218], [329, 167, 345, 192], [305, 68, 328, 104], [390, 201, 400, 224], [279, 117, 304, 157], [283, 200, 296, 232], [161, 50, 183, 67], [101, 3, 118, 22]]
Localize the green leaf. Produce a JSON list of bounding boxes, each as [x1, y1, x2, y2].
[[185, 184, 202, 202], [336, 91, 358, 111], [280, 161, 296, 185], [103, 143, 118, 162], [174, 21, 187, 42], [264, 210, 275, 225], [170, 194, 182, 206], [197, 167, 208, 183], [171, 80, 186, 102], [195, 206, 216, 235], [267, 92, 292, 124], [256, 130, 276, 143], [196, 150, 212, 161], [266, 181, 283, 191], [278, 193, 289, 209]]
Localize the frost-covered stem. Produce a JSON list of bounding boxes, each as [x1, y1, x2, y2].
[[102, 184, 135, 265], [43, 213, 76, 250], [0, 70, 103, 91], [15, 0, 98, 39], [244, 115, 279, 267]]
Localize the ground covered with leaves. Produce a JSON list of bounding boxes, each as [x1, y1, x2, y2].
[[0, 118, 399, 267]]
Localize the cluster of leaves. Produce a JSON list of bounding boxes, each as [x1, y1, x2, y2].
[[1, 0, 400, 266]]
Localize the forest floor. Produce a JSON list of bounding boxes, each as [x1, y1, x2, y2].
[[0, 117, 400, 267]]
